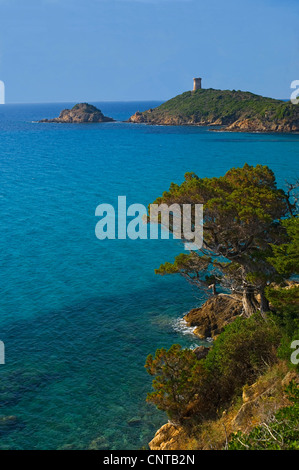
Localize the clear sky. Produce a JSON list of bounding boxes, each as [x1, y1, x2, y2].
[[0, 0, 298, 103]]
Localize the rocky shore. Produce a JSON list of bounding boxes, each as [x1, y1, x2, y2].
[[129, 112, 299, 133], [224, 118, 299, 133], [39, 103, 114, 123], [184, 294, 243, 340], [146, 293, 243, 449]]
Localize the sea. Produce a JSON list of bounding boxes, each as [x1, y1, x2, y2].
[[0, 101, 298, 449]]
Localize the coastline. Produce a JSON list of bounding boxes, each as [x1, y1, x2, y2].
[[147, 288, 299, 450], [127, 88, 299, 133], [146, 293, 243, 449]]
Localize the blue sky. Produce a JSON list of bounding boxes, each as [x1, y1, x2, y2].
[[0, 0, 298, 103]]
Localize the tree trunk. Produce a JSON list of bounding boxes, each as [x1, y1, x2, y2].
[[260, 288, 270, 317], [242, 287, 259, 317], [209, 283, 217, 295]]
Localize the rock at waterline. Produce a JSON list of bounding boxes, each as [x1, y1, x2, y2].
[[39, 103, 114, 123]]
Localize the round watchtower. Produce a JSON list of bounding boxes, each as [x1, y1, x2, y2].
[[193, 78, 202, 91]]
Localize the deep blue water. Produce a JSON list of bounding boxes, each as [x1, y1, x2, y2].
[[0, 101, 298, 449]]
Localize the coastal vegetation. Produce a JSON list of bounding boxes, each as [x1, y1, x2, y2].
[[129, 88, 299, 132], [145, 164, 299, 450]]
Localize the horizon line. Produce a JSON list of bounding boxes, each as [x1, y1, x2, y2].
[[0, 99, 167, 105]]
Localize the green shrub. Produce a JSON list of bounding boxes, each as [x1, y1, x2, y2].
[[204, 314, 282, 401], [266, 286, 299, 335], [145, 345, 209, 423], [265, 286, 299, 369], [145, 315, 282, 424]]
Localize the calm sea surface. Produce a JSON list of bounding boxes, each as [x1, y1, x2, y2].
[[0, 101, 298, 449]]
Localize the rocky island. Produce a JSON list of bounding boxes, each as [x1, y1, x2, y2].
[[39, 103, 114, 123], [128, 88, 299, 132]]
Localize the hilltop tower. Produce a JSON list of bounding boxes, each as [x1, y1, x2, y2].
[[193, 77, 202, 91]]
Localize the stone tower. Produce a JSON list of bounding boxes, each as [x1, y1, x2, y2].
[[193, 77, 202, 91]]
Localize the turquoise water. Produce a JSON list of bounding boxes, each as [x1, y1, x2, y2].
[[0, 102, 298, 449]]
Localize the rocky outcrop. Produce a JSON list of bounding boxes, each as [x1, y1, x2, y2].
[[225, 118, 299, 133], [149, 423, 191, 451], [39, 103, 114, 123], [183, 294, 243, 340], [128, 111, 193, 126]]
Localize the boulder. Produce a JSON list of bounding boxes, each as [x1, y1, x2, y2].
[[149, 422, 190, 450], [184, 294, 243, 340], [193, 345, 210, 360]]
